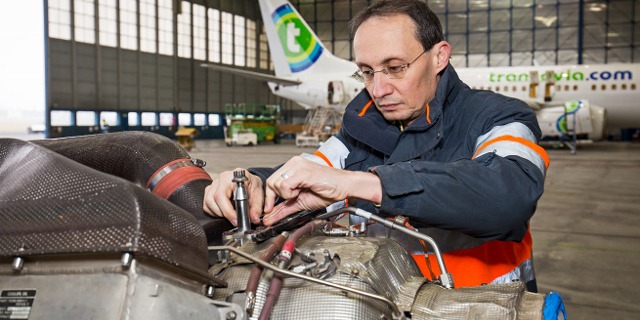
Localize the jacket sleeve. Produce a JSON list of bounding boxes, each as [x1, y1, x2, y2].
[[372, 99, 548, 242]]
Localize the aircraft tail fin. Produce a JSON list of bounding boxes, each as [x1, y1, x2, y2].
[[258, 0, 355, 77]]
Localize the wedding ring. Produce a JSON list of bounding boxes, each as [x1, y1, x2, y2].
[[281, 173, 289, 179]]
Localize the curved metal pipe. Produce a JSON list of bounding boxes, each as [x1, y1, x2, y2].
[[315, 207, 454, 289], [208, 245, 404, 320]]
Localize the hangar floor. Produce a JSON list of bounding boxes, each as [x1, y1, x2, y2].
[[190, 139, 640, 320]]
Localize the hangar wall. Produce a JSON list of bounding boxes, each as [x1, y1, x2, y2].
[[296, 0, 639, 66], [45, 0, 639, 137], [47, 0, 286, 114]]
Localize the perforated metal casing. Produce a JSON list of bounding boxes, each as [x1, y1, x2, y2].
[[0, 138, 210, 278]]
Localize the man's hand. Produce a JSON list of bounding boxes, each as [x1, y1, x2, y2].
[[262, 156, 382, 226], [203, 168, 264, 226]]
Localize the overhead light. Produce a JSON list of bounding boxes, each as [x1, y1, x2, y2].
[[534, 16, 557, 27], [588, 3, 606, 12]]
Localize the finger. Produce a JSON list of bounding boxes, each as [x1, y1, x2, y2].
[[247, 175, 265, 224], [213, 175, 239, 226], [264, 173, 301, 215], [275, 169, 302, 197], [249, 199, 263, 224], [263, 184, 277, 215], [203, 183, 222, 217]]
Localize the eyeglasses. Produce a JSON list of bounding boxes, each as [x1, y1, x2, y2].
[[351, 50, 428, 84]]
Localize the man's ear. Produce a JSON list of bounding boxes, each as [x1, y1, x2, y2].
[[433, 41, 451, 74]]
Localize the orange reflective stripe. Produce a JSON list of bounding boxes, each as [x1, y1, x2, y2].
[[473, 135, 549, 169], [413, 230, 533, 287], [313, 151, 334, 168], [358, 100, 374, 117], [425, 102, 431, 124], [313, 151, 346, 206]]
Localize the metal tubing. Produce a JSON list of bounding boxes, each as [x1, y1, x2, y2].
[[208, 245, 404, 320], [315, 207, 454, 289]]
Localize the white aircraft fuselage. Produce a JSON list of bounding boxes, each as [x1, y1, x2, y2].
[[456, 63, 640, 130], [206, 0, 639, 141], [266, 78, 363, 110]]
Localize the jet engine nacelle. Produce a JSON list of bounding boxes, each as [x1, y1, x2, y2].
[[536, 100, 606, 141]]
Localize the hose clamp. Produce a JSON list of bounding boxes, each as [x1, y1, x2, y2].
[[147, 158, 195, 191]]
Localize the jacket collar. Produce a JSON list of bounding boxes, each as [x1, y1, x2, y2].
[[342, 64, 463, 157]]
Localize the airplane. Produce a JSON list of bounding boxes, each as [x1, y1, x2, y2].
[[456, 64, 640, 142], [202, 0, 364, 112], [202, 0, 639, 145]]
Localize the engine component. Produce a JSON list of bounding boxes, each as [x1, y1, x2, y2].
[[32, 132, 216, 221], [0, 138, 215, 277], [251, 209, 321, 242], [210, 233, 552, 320], [245, 233, 288, 315], [31, 132, 234, 263], [233, 170, 252, 233], [316, 207, 454, 288], [210, 238, 409, 320], [0, 138, 232, 319], [258, 220, 326, 320], [0, 134, 564, 320], [290, 248, 339, 279]]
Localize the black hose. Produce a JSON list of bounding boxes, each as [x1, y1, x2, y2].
[[33, 132, 233, 247]]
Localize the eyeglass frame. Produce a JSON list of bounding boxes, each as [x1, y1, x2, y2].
[[351, 49, 428, 84]]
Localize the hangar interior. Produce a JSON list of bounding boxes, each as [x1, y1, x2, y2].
[[45, 0, 639, 138]]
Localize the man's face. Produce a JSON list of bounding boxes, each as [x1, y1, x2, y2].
[[353, 14, 440, 126]]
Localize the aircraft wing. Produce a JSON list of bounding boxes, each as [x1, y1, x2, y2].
[[200, 63, 302, 86]]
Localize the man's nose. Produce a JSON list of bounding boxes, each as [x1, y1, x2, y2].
[[370, 73, 393, 99]]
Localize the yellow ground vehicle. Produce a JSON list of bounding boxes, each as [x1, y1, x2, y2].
[[175, 127, 199, 150]]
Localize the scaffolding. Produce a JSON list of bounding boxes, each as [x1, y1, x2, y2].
[[295, 107, 342, 147]]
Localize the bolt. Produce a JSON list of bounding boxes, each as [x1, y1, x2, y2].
[[205, 285, 215, 297], [225, 311, 237, 320], [12, 257, 24, 271]]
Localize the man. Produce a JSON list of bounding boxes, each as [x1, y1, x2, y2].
[[204, 0, 548, 292]]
